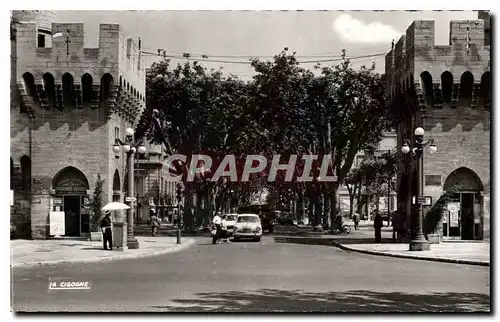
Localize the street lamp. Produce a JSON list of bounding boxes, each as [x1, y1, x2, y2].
[[401, 127, 437, 251], [113, 127, 147, 249]]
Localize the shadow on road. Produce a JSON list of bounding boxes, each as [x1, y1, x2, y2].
[[150, 289, 490, 312]]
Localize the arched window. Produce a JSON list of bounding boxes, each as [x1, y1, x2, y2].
[[20, 155, 31, 198], [119, 75, 123, 88], [81, 73, 93, 107], [459, 71, 474, 107], [99, 73, 114, 109], [441, 71, 453, 105], [22, 72, 37, 100], [42, 73, 56, 108], [420, 71, 434, 108], [22, 72, 38, 112], [62, 72, 75, 108], [480, 72, 491, 108], [113, 170, 121, 202]]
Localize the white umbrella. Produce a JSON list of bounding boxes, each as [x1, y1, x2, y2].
[[102, 202, 130, 211]]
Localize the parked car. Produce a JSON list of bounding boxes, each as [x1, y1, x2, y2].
[[233, 214, 262, 242], [223, 214, 238, 236], [238, 204, 275, 233]]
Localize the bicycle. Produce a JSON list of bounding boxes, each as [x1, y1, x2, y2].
[[332, 224, 352, 235]]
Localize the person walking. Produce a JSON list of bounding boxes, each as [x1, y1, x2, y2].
[[100, 210, 113, 250], [150, 209, 160, 236], [353, 211, 360, 230], [374, 211, 383, 243], [391, 211, 400, 242], [212, 212, 223, 244]]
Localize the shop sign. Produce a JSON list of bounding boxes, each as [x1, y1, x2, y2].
[[55, 178, 87, 195]]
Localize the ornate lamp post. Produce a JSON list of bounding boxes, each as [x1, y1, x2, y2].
[[113, 127, 147, 249], [401, 127, 437, 251]]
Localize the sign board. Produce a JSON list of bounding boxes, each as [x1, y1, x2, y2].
[[447, 202, 460, 228], [425, 175, 442, 186], [49, 211, 66, 236], [412, 196, 432, 206], [55, 178, 87, 195], [125, 197, 137, 202], [53, 197, 63, 206]]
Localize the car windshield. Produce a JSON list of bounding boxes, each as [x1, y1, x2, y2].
[[225, 215, 237, 221], [237, 216, 260, 223]]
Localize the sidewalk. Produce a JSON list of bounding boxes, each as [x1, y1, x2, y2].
[[335, 242, 490, 266], [11, 236, 195, 269], [274, 224, 490, 266]]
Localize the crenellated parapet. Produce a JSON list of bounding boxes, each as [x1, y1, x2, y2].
[[386, 12, 491, 121], [14, 17, 146, 125]]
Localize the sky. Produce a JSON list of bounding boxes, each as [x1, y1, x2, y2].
[[52, 10, 479, 80]]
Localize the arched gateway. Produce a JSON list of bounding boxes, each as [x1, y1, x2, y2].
[[442, 167, 484, 240], [52, 166, 90, 236]]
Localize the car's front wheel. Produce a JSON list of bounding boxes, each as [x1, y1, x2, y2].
[[255, 237, 261, 242], [233, 236, 240, 242]]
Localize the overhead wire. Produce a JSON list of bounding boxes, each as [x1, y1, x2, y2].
[[140, 50, 387, 65]]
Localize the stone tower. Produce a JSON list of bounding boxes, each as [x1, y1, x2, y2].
[[10, 11, 146, 239], [385, 11, 491, 242]]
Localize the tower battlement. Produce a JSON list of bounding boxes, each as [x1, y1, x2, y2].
[[15, 22, 144, 97], [385, 12, 490, 97]]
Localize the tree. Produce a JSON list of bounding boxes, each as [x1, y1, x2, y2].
[[312, 59, 391, 229], [89, 174, 105, 232], [344, 167, 363, 218], [137, 60, 252, 230]]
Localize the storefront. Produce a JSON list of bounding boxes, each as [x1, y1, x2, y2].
[[441, 167, 484, 241], [51, 167, 90, 237]]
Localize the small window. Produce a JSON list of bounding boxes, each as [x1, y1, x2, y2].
[[38, 34, 45, 48], [115, 127, 119, 141]]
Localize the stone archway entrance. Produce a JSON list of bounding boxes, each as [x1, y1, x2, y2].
[[443, 167, 484, 240], [52, 167, 90, 236]]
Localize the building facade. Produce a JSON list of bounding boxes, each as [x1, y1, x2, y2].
[[337, 131, 398, 217], [10, 10, 148, 239], [385, 12, 491, 241]]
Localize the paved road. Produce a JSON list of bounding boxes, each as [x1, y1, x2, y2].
[[11, 236, 490, 312]]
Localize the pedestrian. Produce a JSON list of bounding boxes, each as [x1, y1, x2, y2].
[[150, 209, 160, 236], [220, 216, 231, 244], [212, 212, 223, 244], [353, 211, 360, 230], [391, 211, 400, 242], [374, 211, 383, 243], [100, 210, 112, 250]]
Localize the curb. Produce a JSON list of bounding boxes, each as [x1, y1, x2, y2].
[[331, 242, 490, 267], [11, 238, 195, 269]]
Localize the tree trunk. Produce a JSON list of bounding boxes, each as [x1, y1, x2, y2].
[[330, 185, 339, 229], [183, 184, 195, 232], [300, 189, 306, 224], [323, 190, 330, 229], [349, 192, 355, 218]]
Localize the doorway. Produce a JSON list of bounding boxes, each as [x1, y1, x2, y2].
[[64, 196, 81, 236], [461, 193, 474, 240]]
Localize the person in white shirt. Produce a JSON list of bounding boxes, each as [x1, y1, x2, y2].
[[220, 216, 231, 244], [212, 212, 223, 244]]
